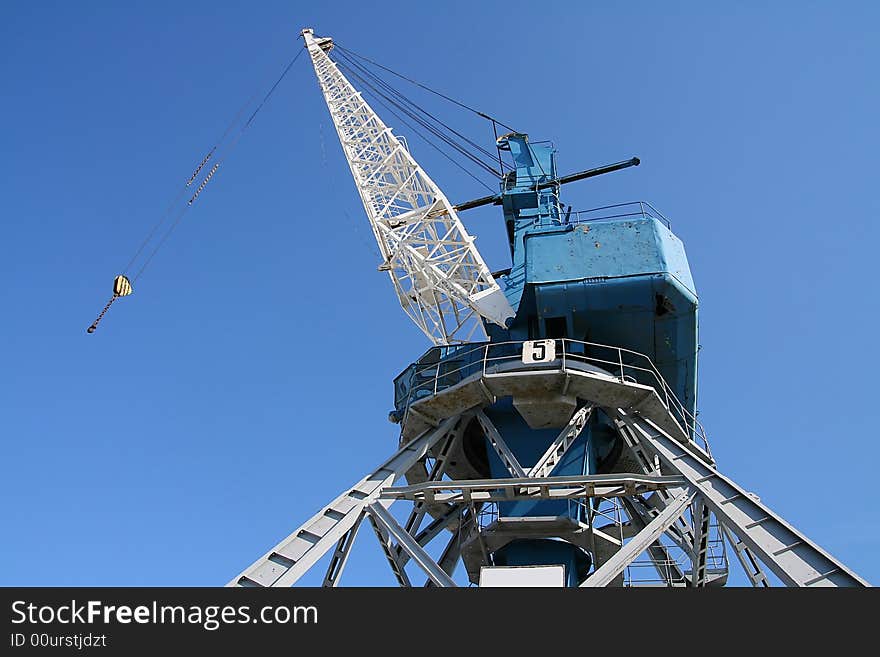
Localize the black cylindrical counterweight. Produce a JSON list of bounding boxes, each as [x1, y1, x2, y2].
[[551, 157, 640, 188], [453, 157, 640, 212]]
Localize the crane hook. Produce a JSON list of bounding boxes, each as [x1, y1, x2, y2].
[[86, 275, 133, 334]]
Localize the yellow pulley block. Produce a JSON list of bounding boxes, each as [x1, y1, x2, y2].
[[87, 275, 133, 334]]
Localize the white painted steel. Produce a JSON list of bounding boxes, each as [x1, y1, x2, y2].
[[302, 29, 513, 345]]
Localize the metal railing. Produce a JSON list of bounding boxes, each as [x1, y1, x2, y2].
[[531, 200, 672, 230], [475, 497, 729, 586], [622, 520, 728, 587], [396, 338, 710, 455]]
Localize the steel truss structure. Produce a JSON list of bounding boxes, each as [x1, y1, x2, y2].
[[228, 356, 869, 588], [302, 29, 514, 345]]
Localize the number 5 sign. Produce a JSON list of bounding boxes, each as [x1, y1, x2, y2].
[[522, 339, 556, 364]]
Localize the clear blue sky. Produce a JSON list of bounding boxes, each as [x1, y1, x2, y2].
[[1, 1, 877, 587]]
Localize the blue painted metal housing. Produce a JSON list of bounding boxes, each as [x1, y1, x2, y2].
[[392, 133, 699, 584], [485, 134, 698, 417]]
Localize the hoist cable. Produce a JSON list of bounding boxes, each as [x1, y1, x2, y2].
[[120, 92, 259, 277], [130, 48, 305, 284], [334, 63, 503, 195], [87, 47, 305, 334], [338, 50, 507, 171], [335, 50, 507, 175], [334, 58, 498, 179], [336, 54, 499, 177], [336, 60, 496, 194], [334, 43, 516, 133], [334, 59, 497, 193], [244, 48, 303, 130]]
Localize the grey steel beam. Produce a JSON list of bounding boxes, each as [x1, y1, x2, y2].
[[528, 406, 592, 478], [227, 414, 461, 587], [381, 473, 685, 504], [625, 494, 693, 559], [321, 512, 364, 587], [396, 504, 464, 569], [581, 489, 695, 587], [475, 410, 526, 477], [722, 524, 770, 587], [620, 497, 688, 586], [367, 503, 457, 588], [425, 509, 471, 587], [367, 511, 412, 587], [618, 411, 870, 587], [691, 498, 710, 587], [426, 532, 463, 587], [614, 419, 696, 546], [402, 417, 466, 537]]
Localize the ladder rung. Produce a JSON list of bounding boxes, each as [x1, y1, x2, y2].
[[745, 516, 771, 529], [268, 552, 296, 568], [803, 568, 841, 586], [772, 540, 804, 556], [719, 494, 743, 505], [695, 474, 716, 484], [297, 529, 322, 543]]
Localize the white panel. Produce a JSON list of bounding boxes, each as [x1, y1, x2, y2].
[[469, 286, 515, 328], [522, 339, 556, 364], [479, 565, 565, 587]]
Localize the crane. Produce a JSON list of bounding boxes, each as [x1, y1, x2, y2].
[[227, 28, 870, 588]]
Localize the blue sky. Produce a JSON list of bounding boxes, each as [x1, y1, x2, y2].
[[1, 1, 878, 587]]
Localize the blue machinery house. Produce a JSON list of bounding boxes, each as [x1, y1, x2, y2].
[[392, 134, 699, 585]]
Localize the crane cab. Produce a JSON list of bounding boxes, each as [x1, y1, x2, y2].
[[486, 133, 698, 421]]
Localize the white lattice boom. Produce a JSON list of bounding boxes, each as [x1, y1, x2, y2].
[[302, 29, 514, 345]]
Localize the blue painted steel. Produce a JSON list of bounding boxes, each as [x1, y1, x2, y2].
[[492, 539, 591, 588], [392, 133, 699, 585]]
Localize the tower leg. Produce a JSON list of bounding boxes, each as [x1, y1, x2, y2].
[[227, 414, 464, 587], [614, 409, 869, 587], [322, 513, 364, 587]]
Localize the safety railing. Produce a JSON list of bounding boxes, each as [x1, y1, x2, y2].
[[395, 338, 711, 455], [531, 200, 672, 230], [474, 497, 728, 586], [622, 520, 728, 587]]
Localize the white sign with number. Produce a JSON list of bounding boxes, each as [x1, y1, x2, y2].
[[522, 339, 556, 364]]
